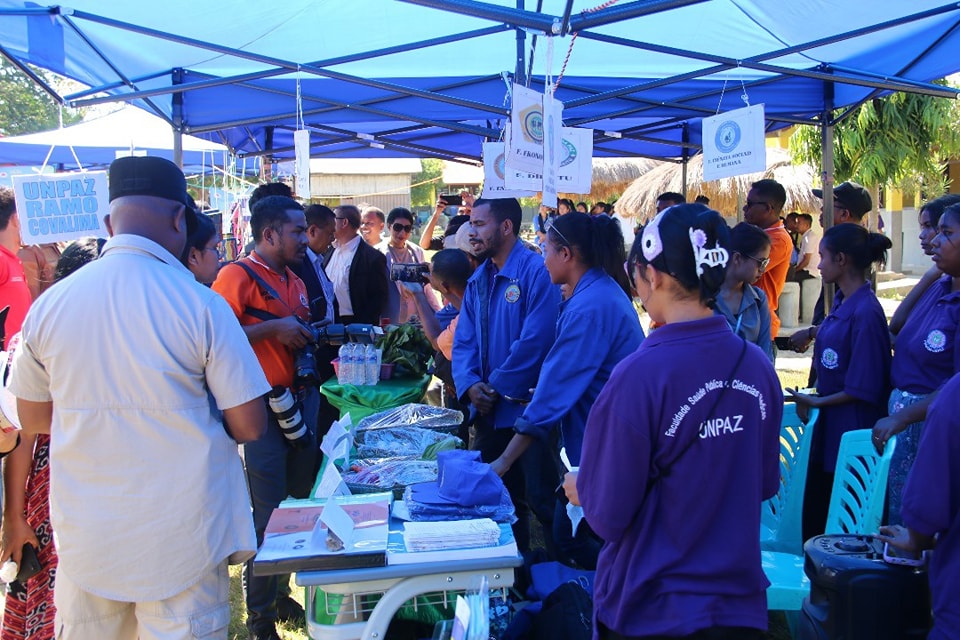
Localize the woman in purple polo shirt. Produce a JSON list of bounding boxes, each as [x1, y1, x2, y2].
[[571, 204, 782, 640], [788, 224, 892, 539], [874, 202, 960, 525], [877, 370, 960, 639]]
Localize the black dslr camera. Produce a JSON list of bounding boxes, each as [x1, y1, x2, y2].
[[293, 321, 382, 388]]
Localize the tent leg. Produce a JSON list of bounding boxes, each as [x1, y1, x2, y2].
[[681, 157, 688, 198], [821, 82, 835, 311], [681, 123, 689, 198]]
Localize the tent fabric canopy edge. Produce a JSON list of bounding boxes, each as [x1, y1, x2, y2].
[[0, 0, 958, 162]]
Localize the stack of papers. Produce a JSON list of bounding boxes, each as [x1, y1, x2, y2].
[[402, 518, 501, 552], [387, 520, 518, 566], [254, 493, 391, 575]]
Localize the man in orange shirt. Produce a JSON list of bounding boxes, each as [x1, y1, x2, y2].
[[743, 179, 792, 353], [212, 195, 316, 640]]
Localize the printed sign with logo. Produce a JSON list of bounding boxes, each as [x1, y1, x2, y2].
[[559, 127, 593, 194], [506, 83, 545, 179], [12, 171, 109, 244], [541, 93, 563, 208], [500, 127, 543, 192], [701, 104, 766, 181], [294, 129, 312, 200], [480, 142, 538, 200]]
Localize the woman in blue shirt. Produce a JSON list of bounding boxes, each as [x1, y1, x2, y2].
[[490, 212, 643, 569], [789, 224, 892, 538], [715, 222, 773, 361]]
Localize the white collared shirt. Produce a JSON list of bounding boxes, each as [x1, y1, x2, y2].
[[306, 247, 335, 324], [327, 234, 362, 316], [9, 234, 270, 601]]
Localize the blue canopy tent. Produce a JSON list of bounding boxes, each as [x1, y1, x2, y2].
[[0, 0, 957, 168], [0, 106, 229, 170]]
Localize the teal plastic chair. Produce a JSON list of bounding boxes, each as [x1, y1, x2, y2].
[[764, 430, 897, 615], [824, 429, 896, 535], [760, 403, 819, 555]]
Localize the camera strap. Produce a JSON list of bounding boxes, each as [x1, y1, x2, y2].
[[234, 261, 289, 322]]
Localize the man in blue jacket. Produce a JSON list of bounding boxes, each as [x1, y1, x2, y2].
[[453, 198, 562, 554]]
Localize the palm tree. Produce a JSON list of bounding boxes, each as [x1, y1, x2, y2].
[[790, 84, 960, 229]]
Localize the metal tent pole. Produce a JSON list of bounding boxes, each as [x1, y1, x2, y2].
[[681, 123, 689, 198], [515, 0, 526, 85], [822, 81, 835, 313], [173, 68, 184, 167]]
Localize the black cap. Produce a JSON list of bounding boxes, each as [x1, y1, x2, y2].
[[812, 181, 872, 220], [109, 156, 198, 232]]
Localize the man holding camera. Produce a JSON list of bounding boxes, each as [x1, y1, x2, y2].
[[212, 195, 319, 640]]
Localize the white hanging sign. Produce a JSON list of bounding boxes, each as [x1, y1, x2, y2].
[[701, 104, 767, 181], [294, 129, 311, 199], [501, 125, 542, 192], [12, 171, 109, 244], [505, 83, 544, 180], [541, 94, 563, 208], [480, 142, 538, 200], [558, 127, 592, 195]]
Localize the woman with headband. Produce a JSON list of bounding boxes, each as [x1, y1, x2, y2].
[[569, 204, 782, 639]]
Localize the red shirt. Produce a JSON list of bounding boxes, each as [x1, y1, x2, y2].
[[212, 252, 309, 388], [0, 245, 32, 349], [757, 223, 792, 337]]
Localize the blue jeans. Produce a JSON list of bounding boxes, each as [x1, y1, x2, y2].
[[243, 387, 319, 634]]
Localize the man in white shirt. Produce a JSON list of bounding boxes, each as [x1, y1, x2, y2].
[[795, 213, 821, 280], [359, 206, 385, 245], [8, 156, 270, 639], [327, 205, 388, 325]]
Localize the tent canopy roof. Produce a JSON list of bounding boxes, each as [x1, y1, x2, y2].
[[0, 0, 958, 161], [0, 106, 227, 168]]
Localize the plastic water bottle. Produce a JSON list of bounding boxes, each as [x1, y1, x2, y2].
[[364, 344, 379, 386], [351, 343, 365, 385], [338, 344, 352, 385]]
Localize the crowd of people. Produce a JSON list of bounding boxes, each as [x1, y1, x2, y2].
[[0, 157, 957, 640]]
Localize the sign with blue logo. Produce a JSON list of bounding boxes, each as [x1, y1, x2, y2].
[[702, 104, 766, 181]]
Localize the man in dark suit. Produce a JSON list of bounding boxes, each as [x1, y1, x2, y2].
[[291, 204, 341, 458], [327, 204, 388, 325], [293, 204, 337, 326]]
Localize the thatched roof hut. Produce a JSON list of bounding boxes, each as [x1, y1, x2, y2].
[[615, 147, 820, 223], [442, 157, 662, 203], [585, 158, 664, 202]]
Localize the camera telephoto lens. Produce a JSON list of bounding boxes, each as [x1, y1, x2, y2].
[[267, 386, 310, 448]]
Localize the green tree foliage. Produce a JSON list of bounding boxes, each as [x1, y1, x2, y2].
[[0, 59, 83, 136], [410, 158, 445, 207], [790, 85, 960, 194]]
